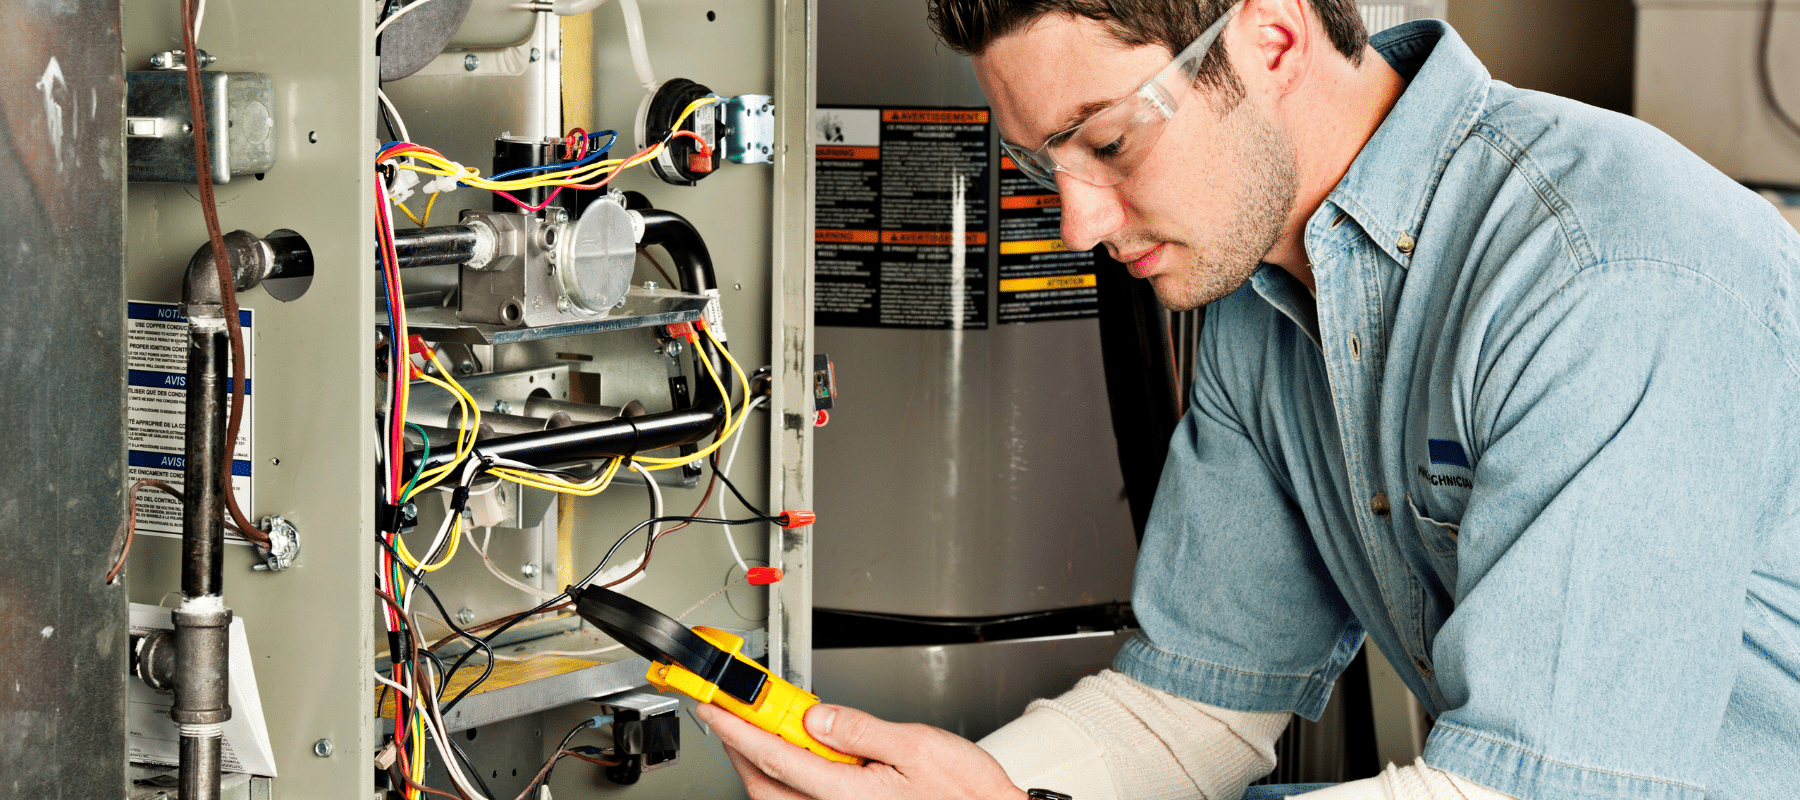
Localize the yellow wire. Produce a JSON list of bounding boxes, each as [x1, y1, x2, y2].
[[637, 325, 754, 470], [403, 353, 483, 501], [488, 457, 624, 497], [381, 98, 720, 193], [419, 192, 437, 227], [394, 199, 424, 227]]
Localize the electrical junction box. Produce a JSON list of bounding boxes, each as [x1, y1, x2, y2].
[[126, 70, 275, 183], [1636, 0, 1800, 185]]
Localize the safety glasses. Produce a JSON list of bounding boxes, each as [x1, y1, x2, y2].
[[1001, 0, 1243, 192]]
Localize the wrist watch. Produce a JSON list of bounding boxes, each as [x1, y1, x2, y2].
[[1027, 791, 1072, 800]]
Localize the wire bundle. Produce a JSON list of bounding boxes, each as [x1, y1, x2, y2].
[[371, 117, 775, 798], [375, 97, 713, 216]]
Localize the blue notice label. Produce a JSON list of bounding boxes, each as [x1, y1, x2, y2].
[[128, 301, 252, 328], [128, 450, 253, 478]]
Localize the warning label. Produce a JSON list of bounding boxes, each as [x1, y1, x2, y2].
[[126, 301, 254, 541], [814, 106, 991, 329], [997, 156, 1100, 323]]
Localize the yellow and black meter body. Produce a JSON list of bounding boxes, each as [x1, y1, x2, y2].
[[575, 585, 862, 764]]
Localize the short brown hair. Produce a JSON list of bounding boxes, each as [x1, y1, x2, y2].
[[930, 0, 1368, 102]]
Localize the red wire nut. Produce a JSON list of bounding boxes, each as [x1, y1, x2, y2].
[[746, 567, 784, 586], [776, 510, 815, 528]]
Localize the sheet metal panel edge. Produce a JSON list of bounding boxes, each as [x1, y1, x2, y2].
[[0, 1, 129, 796]]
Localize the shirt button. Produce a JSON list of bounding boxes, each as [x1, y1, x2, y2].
[[1397, 234, 1416, 254], [1414, 657, 1433, 679], [1369, 492, 1391, 517]]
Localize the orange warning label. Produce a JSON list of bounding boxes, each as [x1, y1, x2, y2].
[[999, 274, 1097, 293], [815, 229, 880, 244], [816, 146, 880, 160], [1000, 156, 1019, 171], [881, 109, 990, 125], [879, 231, 989, 246], [998, 239, 1070, 255], [1001, 194, 1062, 210]]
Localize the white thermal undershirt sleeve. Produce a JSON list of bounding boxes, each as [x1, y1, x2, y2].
[[976, 669, 1290, 800], [1292, 759, 1521, 800]]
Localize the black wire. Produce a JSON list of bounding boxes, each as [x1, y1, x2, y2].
[[439, 512, 778, 715], [446, 737, 496, 800], [375, 536, 496, 704], [709, 452, 771, 518], [528, 719, 600, 793], [379, 98, 401, 144]]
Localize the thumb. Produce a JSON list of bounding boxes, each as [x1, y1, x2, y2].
[[804, 704, 917, 764]]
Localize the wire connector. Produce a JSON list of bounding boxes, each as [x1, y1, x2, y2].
[[423, 174, 462, 195], [775, 510, 815, 529], [746, 567, 784, 586], [388, 168, 421, 206]]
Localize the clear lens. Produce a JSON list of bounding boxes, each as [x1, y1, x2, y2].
[[1000, 0, 1241, 193]]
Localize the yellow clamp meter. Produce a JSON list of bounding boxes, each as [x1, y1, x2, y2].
[[574, 585, 862, 764]]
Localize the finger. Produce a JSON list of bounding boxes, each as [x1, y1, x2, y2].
[[722, 742, 813, 800], [804, 704, 938, 768], [704, 701, 872, 797]]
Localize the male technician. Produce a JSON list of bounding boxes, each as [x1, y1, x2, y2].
[[699, 1, 1800, 798]]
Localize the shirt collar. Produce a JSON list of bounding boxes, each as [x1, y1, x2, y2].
[[1308, 21, 1492, 269]]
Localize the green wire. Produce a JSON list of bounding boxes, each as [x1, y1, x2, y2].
[[400, 422, 431, 502]]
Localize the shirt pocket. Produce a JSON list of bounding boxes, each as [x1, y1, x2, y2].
[[1407, 493, 1460, 559]]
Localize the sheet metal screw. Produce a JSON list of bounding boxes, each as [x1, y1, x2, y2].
[[457, 608, 475, 625], [520, 563, 540, 578], [464, 54, 480, 71], [313, 739, 333, 757], [530, 47, 542, 62], [493, 400, 513, 414]]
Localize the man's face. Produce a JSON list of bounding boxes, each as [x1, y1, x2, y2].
[[975, 13, 1298, 311]]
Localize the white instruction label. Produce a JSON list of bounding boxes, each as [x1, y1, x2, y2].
[[128, 603, 278, 776], [126, 301, 254, 541]]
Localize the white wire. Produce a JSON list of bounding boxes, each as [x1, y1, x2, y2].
[[552, 0, 610, 15], [466, 524, 559, 601], [375, 673, 414, 698], [377, 88, 411, 144], [629, 462, 663, 542], [716, 396, 767, 574], [192, 0, 206, 43], [374, 0, 452, 38]]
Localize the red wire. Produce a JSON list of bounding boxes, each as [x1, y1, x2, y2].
[[668, 129, 710, 152], [493, 185, 566, 212]]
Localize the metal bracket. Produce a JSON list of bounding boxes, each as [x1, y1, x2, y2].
[[251, 515, 300, 572], [723, 95, 776, 165]]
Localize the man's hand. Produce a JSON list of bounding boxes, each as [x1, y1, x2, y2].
[[698, 702, 1027, 800]]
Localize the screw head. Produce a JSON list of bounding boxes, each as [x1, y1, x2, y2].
[[150, 53, 168, 68], [270, 457, 281, 466], [493, 400, 513, 414], [665, 340, 684, 358], [457, 608, 475, 625], [530, 47, 542, 63], [457, 360, 475, 375], [463, 54, 480, 71], [313, 738, 333, 758], [520, 563, 540, 578], [643, 281, 659, 291], [556, 297, 570, 313]]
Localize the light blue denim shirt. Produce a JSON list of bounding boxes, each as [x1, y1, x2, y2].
[[1114, 21, 1800, 800]]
